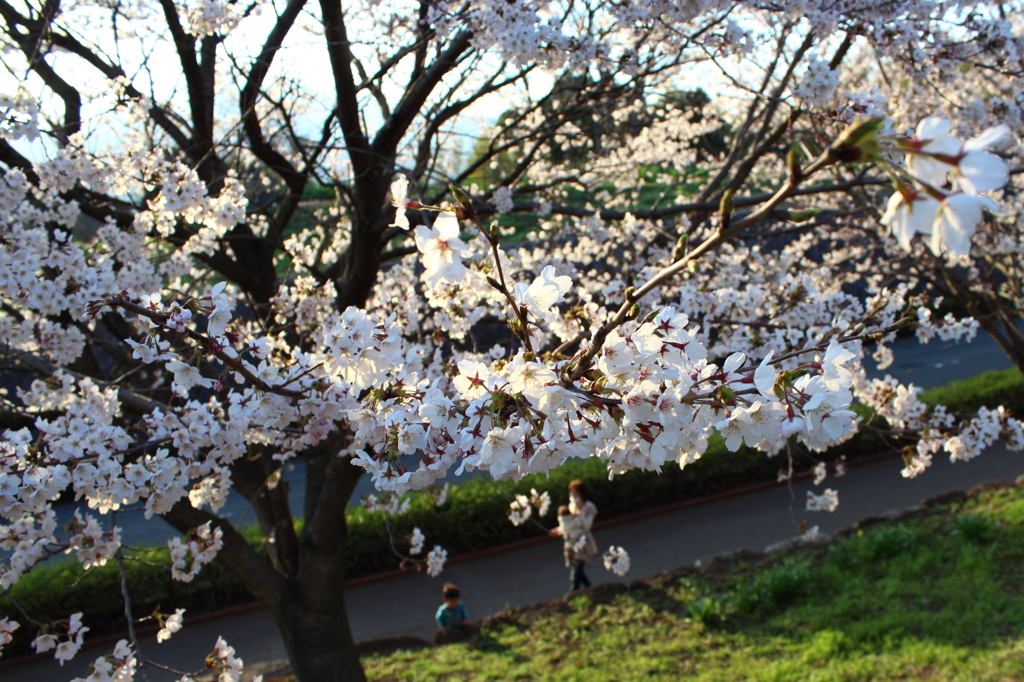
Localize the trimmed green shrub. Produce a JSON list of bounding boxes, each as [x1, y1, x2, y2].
[[3, 368, 1022, 659], [1, 530, 263, 659], [919, 367, 1024, 417]]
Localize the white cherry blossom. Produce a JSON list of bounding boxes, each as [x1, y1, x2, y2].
[[955, 124, 1010, 195], [930, 193, 998, 257], [906, 117, 962, 186], [426, 546, 447, 577], [390, 176, 412, 230], [414, 212, 471, 287], [603, 546, 630, 576], [880, 191, 939, 251], [157, 609, 185, 643], [409, 527, 425, 555], [806, 488, 839, 513]]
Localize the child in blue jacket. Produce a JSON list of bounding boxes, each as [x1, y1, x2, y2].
[[435, 583, 468, 629]]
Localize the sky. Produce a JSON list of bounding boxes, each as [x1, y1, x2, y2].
[[0, 0, 802, 173]]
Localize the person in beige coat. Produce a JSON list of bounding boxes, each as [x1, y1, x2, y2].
[[551, 479, 598, 593]]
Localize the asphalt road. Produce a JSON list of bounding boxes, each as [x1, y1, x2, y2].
[[868, 330, 1013, 387]]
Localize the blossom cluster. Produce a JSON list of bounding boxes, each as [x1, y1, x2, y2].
[[201, 637, 248, 682], [30, 613, 89, 665], [794, 57, 840, 108], [508, 489, 551, 526], [426, 546, 448, 577], [805, 489, 840, 513], [409, 528, 426, 555], [65, 512, 121, 570], [881, 118, 1009, 257], [70, 639, 135, 682], [180, 0, 242, 37], [168, 522, 224, 582], [0, 618, 18, 656], [157, 608, 186, 643], [602, 546, 631, 577], [855, 373, 1024, 479], [353, 267, 865, 493]]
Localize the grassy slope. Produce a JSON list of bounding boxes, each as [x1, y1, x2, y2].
[[360, 486, 1024, 682]]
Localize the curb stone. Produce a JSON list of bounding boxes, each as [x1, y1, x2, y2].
[[629, 566, 699, 591], [700, 549, 765, 576], [482, 597, 570, 628], [967, 480, 1014, 497], [764, 531, 832, 555], [921, 490, 967, 508], [355, 635, 432, 657]]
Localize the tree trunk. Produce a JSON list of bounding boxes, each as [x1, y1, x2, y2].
[[274, 565, 367, 682], [163, 456, 368, 681], [980, 314, 1024, 381], [272, 450, 368, 682]]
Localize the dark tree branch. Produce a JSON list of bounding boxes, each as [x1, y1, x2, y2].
[[371, 30, 474, 166], [238, 0, 309, 250], [0, 0, 82, 143], [239, 0, 307, 194], [1, 344, 164, 415], [161, 498, 287, 612], [318, 0, 372, 181], [155, 0, 226, 188]]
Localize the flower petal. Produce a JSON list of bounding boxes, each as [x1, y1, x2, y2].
[[915, 116, 951, 140], [957, 150, 1008, 194], [434, 212, 461, 240], [964, 124, 1009, 151]]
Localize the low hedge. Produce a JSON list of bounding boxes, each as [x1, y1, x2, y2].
[[920, 367, 1024, 416], [3, 367, 1022, 659]]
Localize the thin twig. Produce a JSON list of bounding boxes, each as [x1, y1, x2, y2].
[[112, 513, 151, 682], [99, 294, 303, 399]]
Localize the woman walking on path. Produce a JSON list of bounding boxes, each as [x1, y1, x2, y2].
[[551, 479, 598, 594]]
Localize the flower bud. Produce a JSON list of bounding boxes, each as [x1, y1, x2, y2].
[[829, 116, 884, 163], [788, 208, 820, 223], [719, 189, 734, 218], [448, 183, 470, 206], [448, 183, 477, 222], [787, 145, 803, 180], [672, 234, 688, 261]]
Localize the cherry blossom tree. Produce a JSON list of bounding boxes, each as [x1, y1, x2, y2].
[[1, 1, 1024, 681]]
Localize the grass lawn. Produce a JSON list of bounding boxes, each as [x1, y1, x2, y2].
[[354, 485, 1024, 681]]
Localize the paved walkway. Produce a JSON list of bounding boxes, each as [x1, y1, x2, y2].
[[13, 439, 1024, 682]]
